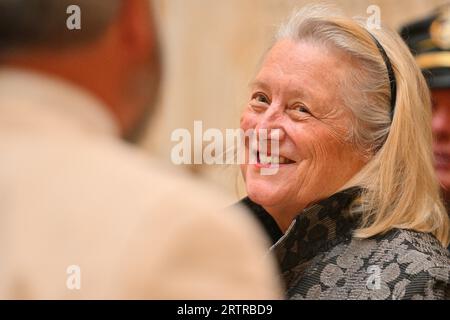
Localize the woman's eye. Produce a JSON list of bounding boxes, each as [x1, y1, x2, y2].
[[252, 93, 270, 105], [292, 104, 311, 114]]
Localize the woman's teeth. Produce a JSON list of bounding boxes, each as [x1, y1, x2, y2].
[[259, 154, 294, 164]]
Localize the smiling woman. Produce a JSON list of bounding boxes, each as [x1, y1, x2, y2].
[[236, 4, 450, 300], [241, 40, 365, 232]]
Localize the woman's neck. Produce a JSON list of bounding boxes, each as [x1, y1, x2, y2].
[[263, 204, 306, 233]]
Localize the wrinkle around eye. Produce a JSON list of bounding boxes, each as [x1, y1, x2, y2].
[[249, 101, 269, 113], [286, 108, 313, 121]]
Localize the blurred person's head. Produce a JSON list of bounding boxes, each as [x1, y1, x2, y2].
[[0, 0, 161, 141], [401, 5, 450, 206], [240, 4, 449, 246]]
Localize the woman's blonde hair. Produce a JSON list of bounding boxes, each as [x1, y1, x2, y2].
[[276, 3, 449, 246]]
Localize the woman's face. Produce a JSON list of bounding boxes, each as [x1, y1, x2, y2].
[[240, 39, 367, 229]]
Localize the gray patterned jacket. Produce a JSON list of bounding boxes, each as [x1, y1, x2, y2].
[[239, 187, 450, 300]]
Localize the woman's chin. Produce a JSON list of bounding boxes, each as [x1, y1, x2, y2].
[[246, 184, 284, 208]]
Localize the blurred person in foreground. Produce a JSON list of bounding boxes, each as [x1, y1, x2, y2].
[[0, 0, 281, 299], [400, 5, 450, 251], [236, 4, 450, 299]]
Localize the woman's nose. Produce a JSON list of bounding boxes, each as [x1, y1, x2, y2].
[[255, 106, 286, 141]]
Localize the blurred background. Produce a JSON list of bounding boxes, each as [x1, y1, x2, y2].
[[144, 0, 449, 199]]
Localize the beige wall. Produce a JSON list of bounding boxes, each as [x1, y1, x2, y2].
[[144, 0, 448, 199]]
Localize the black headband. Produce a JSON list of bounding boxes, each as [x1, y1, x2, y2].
[[370, 34, 397, 120]]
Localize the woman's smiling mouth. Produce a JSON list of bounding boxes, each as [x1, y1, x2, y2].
[[256, 150, 296, 168]]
